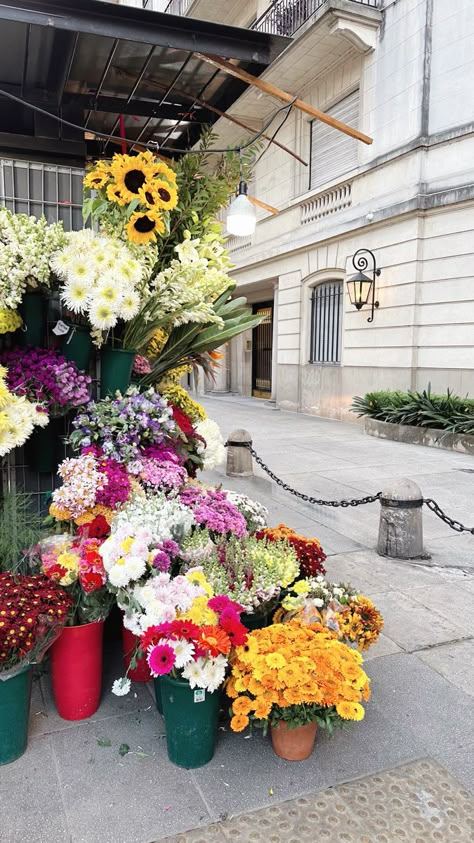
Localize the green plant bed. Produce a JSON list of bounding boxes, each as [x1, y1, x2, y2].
[[351, 385, 474, 435]]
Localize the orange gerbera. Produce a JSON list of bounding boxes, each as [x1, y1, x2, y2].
[[230, 713, 249, 732], [198, 625, 231, 657], [232, 696, 254, 716]]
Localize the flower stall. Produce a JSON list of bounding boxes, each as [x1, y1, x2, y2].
[[0, 147, 384, 770]]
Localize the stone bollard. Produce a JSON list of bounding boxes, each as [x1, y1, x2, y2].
[[226, 429, 253, 478], [377, 479, 425, 559]]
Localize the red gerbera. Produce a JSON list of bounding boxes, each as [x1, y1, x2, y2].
[[168, 620, 200, 641], [140, 622, 173, 651], [79, 572, 104, 593], [219, 614, 248, 647], [77, 514, 110, 539]]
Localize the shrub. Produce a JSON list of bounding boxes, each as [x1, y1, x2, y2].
[[351, 385, 474, 435]]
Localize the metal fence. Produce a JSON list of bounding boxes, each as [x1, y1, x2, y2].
[[164, 0, 193, 15], [253, 0, 378, 36]]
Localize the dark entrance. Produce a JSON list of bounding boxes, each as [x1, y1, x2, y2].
[[252, 302, 273, 398]]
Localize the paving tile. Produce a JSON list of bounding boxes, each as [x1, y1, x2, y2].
[[405, 583, 474, 634], [368, 653, 473, 790], [415, 640, 474, 697], [360, 632, 402, 661], [191, 701, 424, 821], [36, 643, 154, 736], [164, 759, 474, 843], [51, 709, 211, 843], [372, 591, 467, 651], [0, 734, 70, 843]]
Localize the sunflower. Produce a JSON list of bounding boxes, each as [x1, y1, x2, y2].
[[110, 157, 155, 203], [138, 180, 177, 212], [153, 161, 177, 184], [126, 210, 165, 244], [84, 163, 110, 190], [106, 182, 128, 206]]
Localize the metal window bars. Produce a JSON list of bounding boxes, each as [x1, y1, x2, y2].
[[253, 0, 378, 36], [309, 281, 342, 364]]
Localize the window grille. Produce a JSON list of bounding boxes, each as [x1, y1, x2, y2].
[[309, 281, 343, 364], [310, 90, 359, 190]]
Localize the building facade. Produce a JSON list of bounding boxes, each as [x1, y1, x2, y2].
[[160, 0, 474, 420]]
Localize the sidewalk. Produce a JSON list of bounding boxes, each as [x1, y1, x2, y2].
[[2, 395, 473, 843]]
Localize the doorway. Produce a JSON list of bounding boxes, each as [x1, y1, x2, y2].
[[252, 302, 273, 398]]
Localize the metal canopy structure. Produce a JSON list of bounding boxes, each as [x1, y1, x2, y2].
[[0, 0, 289, 164]]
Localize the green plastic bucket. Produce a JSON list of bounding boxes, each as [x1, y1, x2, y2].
[[100, 347, 135, 398], [60, 323, 93, 372], [241, 612, 269, 631], [0, 667, 33, 765], [19, 291, 47, 347], [25, 417, 62, 474], [161, 675, 220, 768], [153, 677, 163, 714]]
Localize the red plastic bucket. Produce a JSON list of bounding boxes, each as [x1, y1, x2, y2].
[[50, 620, 104, 720], [122, 624, 151, 683]]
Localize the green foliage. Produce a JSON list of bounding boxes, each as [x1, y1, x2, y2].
[[249, 703, 346, 737], [153, 129, 255, 274], [351, 385, 474, 434], [139, 287, 264, 385], [0, 493, 45, 574]]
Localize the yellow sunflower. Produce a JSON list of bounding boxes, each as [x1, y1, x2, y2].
[[106, 182, 128, 206], [110, 157, 155, 203], [153, 161, 177, 183], [126, 210, 165, 244], [151, 179, 178, 211], [84, 167, 109, 190]]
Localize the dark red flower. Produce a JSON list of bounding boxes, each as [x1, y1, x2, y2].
[[171, 404, 195, 437], [79, 572, 104, 593]]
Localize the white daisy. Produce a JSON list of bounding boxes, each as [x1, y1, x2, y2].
[[67, 257, 96, 285], [89, 299, 117, 331], [181, 659, 206, 689], [95, 281, 122, 305], [61, 280, 90, 313], [119, 290, 141, 321], [169, 638, 195, 669], [50, 250, 73, 279], [111, 677, 131, 697]]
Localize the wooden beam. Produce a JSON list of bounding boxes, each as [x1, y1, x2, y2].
[[248, 195, 279, 215], [114, 66, 307, 165], [195, 53, 373, 146]]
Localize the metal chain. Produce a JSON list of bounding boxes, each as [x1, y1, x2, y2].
[[423, 498, 474, 534], [225, 441, 474, 531], [240, 443, 382, 508]]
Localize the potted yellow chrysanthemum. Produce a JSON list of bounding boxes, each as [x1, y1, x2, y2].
[[227, 621, 371, 761]]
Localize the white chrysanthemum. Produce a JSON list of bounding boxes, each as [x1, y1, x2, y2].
[[202, 656, 226, 693], [119, 289, 141, 321], [195, 418, 226, 470], [89, 299, 117, 331], [0, 426, 16, 456], [67, 258, 96, 285], [50, 250, 73, 279], [126, 556, 147, 581], [111, 677, 131, 697], [182, 658, 207, 689], [95, 282, 122, 306], [61, 280, 90, 313], [108, 565, 134, 588], [169, 638, 195, 669]]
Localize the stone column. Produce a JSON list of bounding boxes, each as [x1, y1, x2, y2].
[[271, 280, 279, 401], [210, 343, 229, 393]]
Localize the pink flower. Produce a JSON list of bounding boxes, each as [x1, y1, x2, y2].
[[147, 642, 176, 676], [208, 595, 244, 615]]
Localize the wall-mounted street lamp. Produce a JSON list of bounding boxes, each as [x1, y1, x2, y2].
[[347, 248, 381, 323]]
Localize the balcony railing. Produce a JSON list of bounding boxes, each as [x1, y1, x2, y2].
[[253, 0, 378, 36], [164, 0, 193, 15]]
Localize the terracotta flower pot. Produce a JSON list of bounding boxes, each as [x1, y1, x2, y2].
[[270, 720, 318, 761]]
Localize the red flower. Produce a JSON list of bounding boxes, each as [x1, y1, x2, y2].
[[140, 623, 173, 651], [79, 572, 104, 593], [219, 613, 248, 647], [77, 515, 110, 539], [171, 404, 195, 437], [168, 620, 200, 641]]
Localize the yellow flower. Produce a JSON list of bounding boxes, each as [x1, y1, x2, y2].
[[110, 156, 155, 203], [185, 570, 213, 596], [150, 179, 178, 211], [0, 308, 22, 334], [106, 182, 128, 206], [49, 502, 72, 521], [147, 328, 169, 358], [159, 384, 206, 424], [265, 652, 287, 670], [292, 579, 310, 595], [232, 696, 254, 715], [120, 537, 135, 554], [126, 210, 165, 244], [335, 702, 365, 721], [84, 165, 109, 190]]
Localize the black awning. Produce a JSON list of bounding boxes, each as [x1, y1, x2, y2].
[[0, 0, 289, 164]]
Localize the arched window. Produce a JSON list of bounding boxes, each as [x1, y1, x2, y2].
[[309, 280, 343, 364]]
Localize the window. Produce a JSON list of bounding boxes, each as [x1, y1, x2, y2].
[[309, 281, 343, 364], [310, 90, 359, 190]]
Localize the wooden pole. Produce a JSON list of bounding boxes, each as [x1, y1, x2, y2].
[[114, 65, 307, 165], [195, 53, 373, 145]]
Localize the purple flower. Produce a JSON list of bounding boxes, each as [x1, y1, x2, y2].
[[0, 345, 91, 415]]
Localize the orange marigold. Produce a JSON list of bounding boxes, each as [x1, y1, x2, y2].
[[230, 713, 249, 732]]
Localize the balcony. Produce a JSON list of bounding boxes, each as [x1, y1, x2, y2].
[[164, 0, 193, 14], [253, 0, 378, 36]]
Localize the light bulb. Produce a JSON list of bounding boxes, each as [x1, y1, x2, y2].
[[226, 193, 256, 237]]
